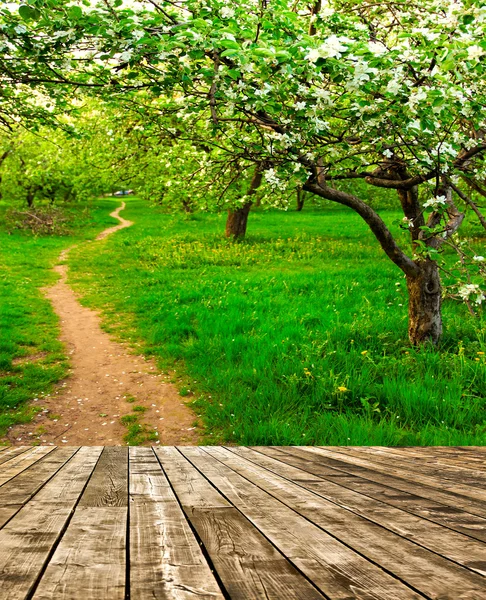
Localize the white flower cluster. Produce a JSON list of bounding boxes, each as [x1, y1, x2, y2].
[[458, 284, 486, 305], [220, 7, 235, 19], [264, 168, 286, 190], [473, 255, 485, 262], [305, 35, 350, 62], [423, 195, 447, 210], [467, 45, 485, 60]]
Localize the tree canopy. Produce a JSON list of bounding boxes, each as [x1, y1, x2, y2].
[[1, 0, 485, 342]]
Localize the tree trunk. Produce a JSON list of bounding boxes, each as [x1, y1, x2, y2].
[[225, 202, 252, 239], [406, 259, 442, 345], [181, 198, 194, 213], [296, 189, 305, 211], [26, 188, 35, 208], [225, 165, 263, 239]]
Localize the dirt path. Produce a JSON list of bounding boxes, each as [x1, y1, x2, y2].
[[8, 203, 199, 446]]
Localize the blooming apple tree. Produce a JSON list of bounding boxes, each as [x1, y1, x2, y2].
[[2, 0, 486, 343]]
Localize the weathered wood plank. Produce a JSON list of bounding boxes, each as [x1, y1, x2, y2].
[[0, 446, 29, 466], [129, 446, 224, 600], [78, 446, 128, 508], [262, 446, 486, 543], [301, 446, 486, 518], [155, 447, 326, 600], [207, 446, 486, 597], [0, 447, 79, 529], [0, 447, 55, 487], [338, 446, 486, 489], [228, 446, 486, 576], [0, 447, 101, 600], [380, 447, 486, 472], [33, 446, 126, 600], [178, 446, 423, 600]]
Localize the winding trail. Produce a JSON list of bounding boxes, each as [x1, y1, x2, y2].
[[8, 202, 199, 446]]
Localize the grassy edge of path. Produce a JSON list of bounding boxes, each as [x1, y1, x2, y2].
[[0, 199, 121, 441]]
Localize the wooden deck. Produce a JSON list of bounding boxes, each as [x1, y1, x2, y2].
[[0, 446, 485, 599]]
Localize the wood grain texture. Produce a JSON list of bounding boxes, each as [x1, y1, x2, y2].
[[129, 446, 224, 600], [0, 447, 55, 487], [260, 446, 486, 543], [32, 447, 125, 600], [359, 446, 486, 472], [78, 446, 128, 508], [179, 446, 422, 600], [0, 447, 101, 600], [0, 447, 29, 465], [0, 447, 79, 529], [156, 447, 326, 600], [33, 506, 127, 600], [1, 446, 485, 600], [300, 446, 486, 518], [228, 446, 486, 577], [336, 446, 486, 490]]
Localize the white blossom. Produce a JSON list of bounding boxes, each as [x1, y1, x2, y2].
[[131, 29, 145, 41], [368, 41, 387, 55], [305, 48, 320, 63], [305, 35, 350, 62], [264, 168, 285, 190], [473, 255, 485, 262], [467, 45, 485, 60], [386, 80, 401, 95], [423, 195, 447, 209], [119, 50, 133, 62], [220, 7, 235, 19], [458, 284, 486, 305], [320, 1, 334, 18]]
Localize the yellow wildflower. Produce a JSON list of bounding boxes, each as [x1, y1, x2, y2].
[[337, 386, 349, 392], [361, 350, 368, 355]]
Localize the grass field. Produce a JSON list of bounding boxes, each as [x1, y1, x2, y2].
[[0, 200, 117, 437], [65, 197, 486, 446]]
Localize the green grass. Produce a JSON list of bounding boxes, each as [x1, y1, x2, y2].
[[0, 199, 121, 438], [120, 410, 157, 445], [67, 197, 486, 446]]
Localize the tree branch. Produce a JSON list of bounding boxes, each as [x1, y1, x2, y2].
[[450, 179, 486, 230], [303, 179, 420, 276], [327, 169, 437, 189]]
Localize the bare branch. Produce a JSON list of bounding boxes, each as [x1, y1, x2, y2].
[[449, 179, 486, 231], [303, 179, 420, 276]]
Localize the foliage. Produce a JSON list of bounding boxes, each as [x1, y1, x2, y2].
[[3, 0, 485, 340], [68, 199, 486, 446]]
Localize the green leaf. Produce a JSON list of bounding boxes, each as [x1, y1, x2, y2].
[[463, 14, 474, 25], [192, 18, 208, 29], [253, 48, 274, 58], [275, 51, 291, 61], [68, 6, 83, 20], [18, 4, 40, 21], [219, 39, 239, 50], [220, 49, 239, 57]]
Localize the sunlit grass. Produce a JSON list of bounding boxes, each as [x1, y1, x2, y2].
[[68, 198, 486, 446]]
